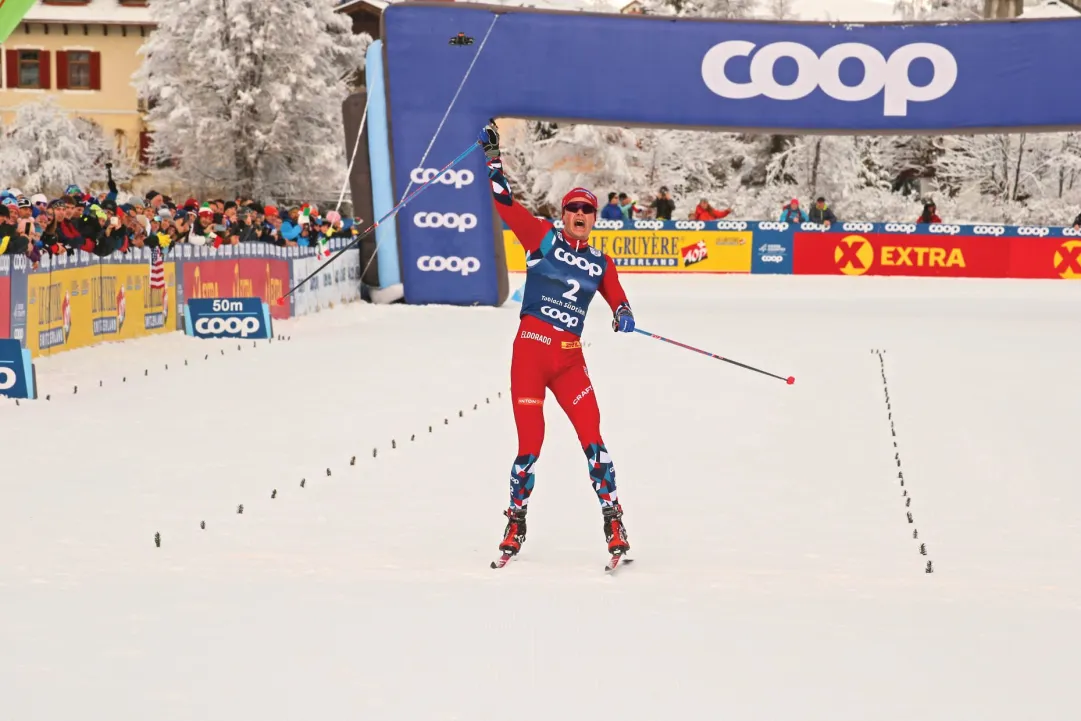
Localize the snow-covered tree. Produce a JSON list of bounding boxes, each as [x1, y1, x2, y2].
[[0, 97, 133, 195], [639, 0, 758, 17], [133, 0, 369, 201]]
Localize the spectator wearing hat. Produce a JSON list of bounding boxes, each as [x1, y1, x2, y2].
[[808, 197, 838, 227], [779, 198, 807, 224], [918, 200, 941, 224]]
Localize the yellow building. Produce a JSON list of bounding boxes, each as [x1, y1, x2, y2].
[[0, 0, 153, 163]]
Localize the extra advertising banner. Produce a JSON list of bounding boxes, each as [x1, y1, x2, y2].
[[503, 220, 753, 273], [24, 253, 179, 357], [793, 231, 1012, 278], [181, 256, 292, 321], [1008, 237, 1081, 280]]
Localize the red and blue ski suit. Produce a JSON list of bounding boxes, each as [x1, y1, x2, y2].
[[489, 158, 631, 513]]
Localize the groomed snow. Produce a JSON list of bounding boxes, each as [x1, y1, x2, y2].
[[1, 274, 1079, 720]]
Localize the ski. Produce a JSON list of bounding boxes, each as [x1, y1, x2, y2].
[[604, 556, 634, 573], [490, 552, 515, 569]]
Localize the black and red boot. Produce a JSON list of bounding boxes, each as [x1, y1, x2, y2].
[[602, 503, 630, 556], [499, 507, 528, 555]]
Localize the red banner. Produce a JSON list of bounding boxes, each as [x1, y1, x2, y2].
[[0, 273, 10, 339], [1008, 237, 1081, 279], [183, 258, 292, 319], [793, 232, 1011, 278]]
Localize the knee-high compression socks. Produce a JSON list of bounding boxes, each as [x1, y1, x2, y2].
[[508, 453, 538, 511], [585, 443, 619, 508]]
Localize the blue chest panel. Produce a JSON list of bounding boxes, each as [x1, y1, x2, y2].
[[520, 232, 606, 336]]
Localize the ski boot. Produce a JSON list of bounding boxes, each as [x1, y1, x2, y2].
[[499, 507, 528, 555], [603, 503, 630, 556]]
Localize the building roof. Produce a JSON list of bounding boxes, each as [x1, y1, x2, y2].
[[22, 0, 153, 26], [336, 0, 390, 12]]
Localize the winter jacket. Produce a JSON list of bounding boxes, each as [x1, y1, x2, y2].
[[917, 212, 942, 224], [694, 205, 730, 221], [600, 203, 624, 221], [779, 207, 807, 223], [651, 196, 676, 221], [808, 205, 838, 225], [280, 220, 302, 242]]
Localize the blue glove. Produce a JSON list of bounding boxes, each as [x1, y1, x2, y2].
[[612, 302, 634, 333]]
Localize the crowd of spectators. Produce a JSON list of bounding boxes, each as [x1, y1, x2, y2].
[[1, 168, 363, 266]]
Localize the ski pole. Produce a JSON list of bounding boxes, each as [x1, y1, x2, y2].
[[276, 140, 482, 305], [633, 328, 795, 385]]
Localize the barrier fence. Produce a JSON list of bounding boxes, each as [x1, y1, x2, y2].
[[503, 220, 1081, 280], [0, 239, 361, 359]]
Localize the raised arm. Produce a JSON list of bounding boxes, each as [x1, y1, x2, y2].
[[480, 123, 552, 254]]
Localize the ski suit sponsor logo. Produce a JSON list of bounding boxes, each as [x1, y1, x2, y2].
[[410, 168, 474, 188], [561, 340, 582, 350], [416, 255, 481, 275], [572, 384, 593, 406], [413, 212, 477, 232], [701, 41, 958, 116], [194, 316, 262, 337], [520, 330, 552, 345], [517, 397, 544, 406], [541, 305, 580, 327], [554, 247, 603, 277]]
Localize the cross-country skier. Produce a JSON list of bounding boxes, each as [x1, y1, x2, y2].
[[479, 122, 636, 562]]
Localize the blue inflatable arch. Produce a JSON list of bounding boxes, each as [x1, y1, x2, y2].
[[379, 3, 1081, 306]]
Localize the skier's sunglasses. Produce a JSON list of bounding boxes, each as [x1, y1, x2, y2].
[[563, 202, 596, 215]]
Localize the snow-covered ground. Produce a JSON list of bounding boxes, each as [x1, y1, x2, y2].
[[2, 274, 1079, 720]]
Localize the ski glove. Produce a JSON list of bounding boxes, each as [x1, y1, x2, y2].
[[479, 120, 501, 160], [612, 302, 635, 333]]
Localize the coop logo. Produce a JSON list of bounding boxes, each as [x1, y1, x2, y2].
[[884, 223, 917, 234], [701, 41, 958, 116], [541, 305, 580, 328], [194, 316, 260, 337], [0, 367, 14, 391], [554, 247, 603, 277], [758, 222, 789, 231], [1054, 240, 1081, 278], [593, 220, 624, 230], [633, 220, 664, 231], [842, 222, 874, 233], [715, 220, 748, 231], [187, 298, 271, 339], [413, 212, 477, 232], [410, 168, 474, 188], [416, 255, 481, 275], [972, 225, 1006, 236], [835, 236, 875, 276], [928, 224, 961, 235], [1017, 226, 1050, 237], [674, 220, 706, 230]]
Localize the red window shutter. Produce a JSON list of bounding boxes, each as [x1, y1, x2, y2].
[[4, 50, 17, 88], [55, 51, 69, 90], [89, 51, 101, 91], [39, 50, 51, 90]]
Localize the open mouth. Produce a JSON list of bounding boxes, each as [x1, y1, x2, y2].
[[573, 218, 586, 229]]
